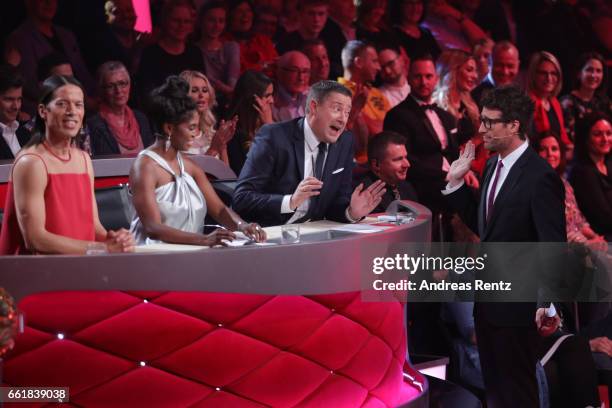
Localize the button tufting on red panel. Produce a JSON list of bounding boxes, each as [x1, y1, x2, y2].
[[337, 336, 395, 390], [4, 326, 54, 359], [18, 291, 141, 334], [232, 296, 332, 349], [74, 303, 214, 361], [71, 366, 212, 408], [3, 340, 134, 395], [154, 328, 279, 386]]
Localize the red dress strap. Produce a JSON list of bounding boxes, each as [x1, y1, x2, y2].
[[11, 153, 48, 179]]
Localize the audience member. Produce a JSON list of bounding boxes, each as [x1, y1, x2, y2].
[[338, 40, 391, 164], [0, 75, 134, 254], [328, 0, 356, 41], [196, 1, 240, 100], [253, 5, 280, 39], [560, 52, 612, 143], [471, 40, 520, 106], [129, 76, 264, 246], [384, 54, 460, 240], [432, 49, 483, 175], [378, 46, 411, 109], [276, 0, 345, 80], [277, 0, 300, 34], [88, 61, 153, 156], [273, 51, 311, 122], [180, 70, 237, 165], [360, 131, 418, 213], [225, 0, 278, 75], [472, 37, 493, 84], [569, 112, 612, 240], [136, 0, 204, 103], [7, 0, 95, 115], [0, 65, 30, 160], [354, 0, 393, 49], [388, 0, 441, 60], [532, 132, 607, 250], [225, 70, 274, 175], [302, 39, 330, 84], [423, 0, 488, 53], [233, 80, 385, 226], [527, 51, 571, 147]]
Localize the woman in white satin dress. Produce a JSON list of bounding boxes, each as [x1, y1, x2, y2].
[[129, 76, 266, 246]]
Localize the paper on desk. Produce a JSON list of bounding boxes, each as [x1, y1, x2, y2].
[[331, 224, 386, 233]]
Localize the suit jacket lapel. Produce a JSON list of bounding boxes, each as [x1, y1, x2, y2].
[[294, 118, 306, 180], [408, 96, 442, 149], [479, 158, 496, 237], [483, 149, 529, 238]]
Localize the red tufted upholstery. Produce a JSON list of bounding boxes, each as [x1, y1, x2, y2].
[[3, 291, 422, 407]]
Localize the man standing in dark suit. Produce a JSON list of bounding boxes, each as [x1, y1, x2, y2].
[[384, 54, 466, 240], [444, 86, 566, 407], [233, 80, 385, 227], [358, 131, 417, 213], [0, 64, 30, 160]]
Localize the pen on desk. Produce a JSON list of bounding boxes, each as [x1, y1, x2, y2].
[[203, 224, 227, 230]]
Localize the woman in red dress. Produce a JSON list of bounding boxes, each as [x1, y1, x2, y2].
[[0, 75, 134, 255]]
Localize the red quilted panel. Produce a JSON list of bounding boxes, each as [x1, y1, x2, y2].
[[293, 314, 370, 369], [122, 291, 167, 300], [232, 296, 332, 348], [19, 291, 140, 333], [229, 351, 330, 407], [294, 373, 369, 407], [5, 326, 53, 358], [155, 328, 279, 385], [154, 292, 273, 324], [72, 366, 211, 408], [370, 359, 405, 402], [190, 391, 268, 407], [338, 336, 394, 389], [3, 340, 133, 394], [74, 303, 213, 361]]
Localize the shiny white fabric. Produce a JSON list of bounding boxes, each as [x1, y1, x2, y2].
[[131, 150, 207, 245]]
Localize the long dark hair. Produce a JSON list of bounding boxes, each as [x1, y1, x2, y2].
[[531, 131, 567, 175], [572, 51, 609, 97], [226, 70, 273, 148], [574, 111, 612, 163], [26, 75, 86, 147]]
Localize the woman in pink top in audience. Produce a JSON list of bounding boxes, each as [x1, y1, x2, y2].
[[0, 76, 134, 255]]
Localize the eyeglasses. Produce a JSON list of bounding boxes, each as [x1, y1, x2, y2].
[[103, 80, 130, 91], [281, 67, 311, 76], [480, 116, 508, 129]]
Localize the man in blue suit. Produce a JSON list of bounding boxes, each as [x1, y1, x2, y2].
[[233, 80, 385, 227]]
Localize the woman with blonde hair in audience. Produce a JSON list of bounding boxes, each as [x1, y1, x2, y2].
[[129, 76, 265, 245], [432, 49, 484, 177], [0, 75, 134, 254], [527, 51, 572, 151], [179, 70, 237, 165], [89, 61, 154, 156]]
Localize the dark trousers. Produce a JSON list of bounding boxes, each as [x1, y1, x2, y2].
[[475, 315, 541, 408]]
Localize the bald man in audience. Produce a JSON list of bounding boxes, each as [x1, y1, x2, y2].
[[273, 51, 311, 122], [472, 40, 521, 106]]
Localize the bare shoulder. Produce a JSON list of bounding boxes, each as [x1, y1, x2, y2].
[[182, 154, 205, 178], [12, 148, 47, 176]]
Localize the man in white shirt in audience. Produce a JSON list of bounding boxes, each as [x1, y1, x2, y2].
[[378, 46, 410, 109], [0, 64, 30, 160]]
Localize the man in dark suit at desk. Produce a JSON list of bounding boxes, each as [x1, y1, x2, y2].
[[233, 80, 385, 227], [444, 86, 566, 407], [0, 64, 30, 160], [384, 54, 465, 239], [358, 131, 417, 213]]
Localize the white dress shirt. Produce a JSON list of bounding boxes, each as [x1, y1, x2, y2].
[[380, 81, 410, 108], [412, 95, 451, 171], [0, 120, 22, 156]]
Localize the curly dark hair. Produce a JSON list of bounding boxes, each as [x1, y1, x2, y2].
[[147, 75, 197, 137], [574, 111, 612, 163], [480, 86, 534, 139]]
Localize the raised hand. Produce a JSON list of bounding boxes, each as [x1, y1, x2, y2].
[[253, 94, 273, 124], [348, 180, 386, 219], [290, 177, 323, 210], [448, 140, 476, 187], [209, 116, 238, 155]]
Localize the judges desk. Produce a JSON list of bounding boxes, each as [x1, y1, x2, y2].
[[0, 203, 431, 408]]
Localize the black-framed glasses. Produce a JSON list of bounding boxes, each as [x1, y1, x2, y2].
[[103, 80, 130, 91], [480, 116, 508, 129]]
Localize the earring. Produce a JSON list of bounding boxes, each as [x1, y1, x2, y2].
[[164, 134, 171, 152]]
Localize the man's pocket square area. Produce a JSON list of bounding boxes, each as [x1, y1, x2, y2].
[[332, 168, 344, 174]]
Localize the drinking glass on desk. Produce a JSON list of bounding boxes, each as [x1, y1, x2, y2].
[[281, 224, 300, 244]]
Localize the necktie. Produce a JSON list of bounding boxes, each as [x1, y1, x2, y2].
[[314, 142, 327, 179], [392, 185, 401, 201], [486, 160, 504, 222]]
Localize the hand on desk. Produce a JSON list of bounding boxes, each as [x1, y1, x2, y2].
[[202, 228, 236, 247], [290, 177, 323, 210], [105, 229, 135, 253], [349, 180, 386, 219], [239, 222, 267, 242]]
